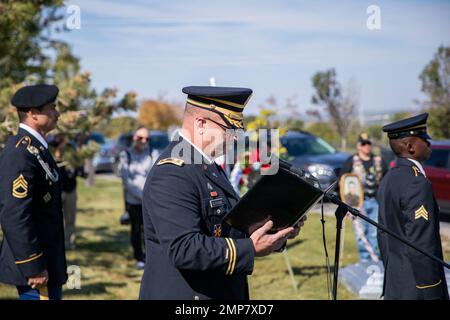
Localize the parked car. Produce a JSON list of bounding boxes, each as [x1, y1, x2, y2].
[[93, 139, 116, 173], [280, 131, 350, 190], [424, 140, 450, 216]]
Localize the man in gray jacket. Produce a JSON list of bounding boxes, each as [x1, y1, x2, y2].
[[119, 127, 159, 269]]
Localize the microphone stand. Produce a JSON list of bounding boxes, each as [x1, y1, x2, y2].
[[325, 193, 450, 300]]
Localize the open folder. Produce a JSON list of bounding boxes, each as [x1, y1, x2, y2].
[[224, 166, 336, 235]]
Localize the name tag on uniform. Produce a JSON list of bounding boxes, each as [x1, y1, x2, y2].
[[209, 198, 224, 208]]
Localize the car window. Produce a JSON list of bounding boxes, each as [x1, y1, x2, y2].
[[424, 149, 450, 169], [281, 136, 336, 156]]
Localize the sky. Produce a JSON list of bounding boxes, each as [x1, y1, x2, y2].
[[59, 0, 450, 118]]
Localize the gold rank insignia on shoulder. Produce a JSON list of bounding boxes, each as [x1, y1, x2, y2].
[[156, 157, 184, 167], [412, 166, 421, 177], [12, 174, 28, 198], [415, 205, 429, 221], [15, 136, 32, 148]]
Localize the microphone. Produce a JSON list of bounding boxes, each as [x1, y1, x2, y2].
[[277, 158, 320, 185]]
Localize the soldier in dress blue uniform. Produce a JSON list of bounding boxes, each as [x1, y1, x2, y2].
[[0, 84, 67, 300], [377, 113, 449, 300], [139, 86, 305, 300]]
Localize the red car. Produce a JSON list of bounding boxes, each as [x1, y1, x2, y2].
[[424, 140, 450, 216]]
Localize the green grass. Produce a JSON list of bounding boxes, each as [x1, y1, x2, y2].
[[1, 176, 449, 300]]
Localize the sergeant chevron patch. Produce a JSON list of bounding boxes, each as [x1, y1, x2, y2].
[[415, 205, 429, 221], [12, 174, 28, 198]]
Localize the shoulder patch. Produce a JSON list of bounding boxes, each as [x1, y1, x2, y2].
[[15, 136, 32, 148], [157, 157, 184, 167]]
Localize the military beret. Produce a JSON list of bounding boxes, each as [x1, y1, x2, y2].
[[11, 84, 59, 109], [182, 86, 252, 129], [382, 113, 431, 140]]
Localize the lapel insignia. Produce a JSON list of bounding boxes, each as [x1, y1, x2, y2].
[[156, 157, 184, 166], [214, 224, 222, 237], [210, 191, 218, 197], [27, 145, 39, 155], [415, 205, 429, 221], [12, 174, 28, 198], [412, 166, 421, 177], [43, 192, 52, 203]]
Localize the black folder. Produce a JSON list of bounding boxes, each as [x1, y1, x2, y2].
[[224, 167, 335, 235]]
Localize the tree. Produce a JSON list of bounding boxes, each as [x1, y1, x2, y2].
[[0, 1, 137, 189], [311, 69, 359, 150], [0, 2, 137, 150], [99, 116, 138, 139], [305, 122, 340, 147], [0, 1, 65, 86], [138, 99, 181, 130], [419, 46, 450, 139], [391, 111, 413, 122]]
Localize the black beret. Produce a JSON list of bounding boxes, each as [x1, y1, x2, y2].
[[382, 113, 431, 140], [11, 84, 59, 109], [182, 86, 252, 129]]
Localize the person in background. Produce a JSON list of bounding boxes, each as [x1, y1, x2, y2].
[[118, 127, 158, 269], [51, 133, 84, 250], [339, 132, 388, 262]]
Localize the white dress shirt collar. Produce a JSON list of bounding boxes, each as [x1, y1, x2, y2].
[[19, 123, 48, 149]]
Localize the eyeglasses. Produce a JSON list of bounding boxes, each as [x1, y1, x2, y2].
[[135, 136, 148, 142], [361, 141, 372, 146]]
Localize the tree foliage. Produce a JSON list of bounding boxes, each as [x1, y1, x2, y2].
[[419, 46, 450, 139], [0, 1, 137, 154], [311, 69, 359, 150], [137, 99, 181, 130], [99, 116, 138, 139]]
